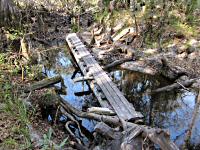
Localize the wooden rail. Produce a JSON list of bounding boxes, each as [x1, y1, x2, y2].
[[66, 33, 143, 121]]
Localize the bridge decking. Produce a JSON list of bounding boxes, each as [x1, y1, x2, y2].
[[66, 33, 143, 121]]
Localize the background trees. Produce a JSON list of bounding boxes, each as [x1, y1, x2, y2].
[[0, 0, 17, 26]]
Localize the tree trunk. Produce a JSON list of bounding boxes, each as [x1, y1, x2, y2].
[[0, 0, 16, 26]]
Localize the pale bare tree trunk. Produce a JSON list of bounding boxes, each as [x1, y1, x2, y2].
[[130, 0, 135, 10]]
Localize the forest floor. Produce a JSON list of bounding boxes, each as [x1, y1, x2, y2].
[[0, 2, 200, 150], [0, 8, 75, 150]]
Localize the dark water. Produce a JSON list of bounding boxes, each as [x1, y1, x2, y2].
[[42, 45, 96, 133], [42, 44, 200, 148], [111, 70, 200, 148]]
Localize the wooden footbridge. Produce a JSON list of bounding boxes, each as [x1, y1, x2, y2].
[[66, 33, 143, 122]]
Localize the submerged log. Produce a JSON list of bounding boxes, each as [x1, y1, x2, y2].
[[152, 78, 199, 93], [24, 75, 62, 93]]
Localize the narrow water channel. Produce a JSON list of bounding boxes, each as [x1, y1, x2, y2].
[[42, 43, 200, 148]]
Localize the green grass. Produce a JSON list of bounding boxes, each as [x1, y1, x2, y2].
[[2, 87, 32, 149], [0, 53, 32, 149], [172, 22, 197, 38]]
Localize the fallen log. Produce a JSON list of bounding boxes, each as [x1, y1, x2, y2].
[[24, 75, 62, 93], [151, 78, 199, 93], [87, 107, 116, 115], [113, 22, 125, 33], [60, 96, 179, 149], [94, 26, 104, 36], [103, 57, 133, 70], [94, 122, 122, 140], [160, 58, 188, 80], [112, 27, 135, 42], [60, 98, 121, 126], [121, 61, 157, 75], [94, 122, 179, 150]]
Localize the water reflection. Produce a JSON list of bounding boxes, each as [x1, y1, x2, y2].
[[42, 47, 95, 132], [111, 69, 199, 147], [41, 42, 200, 148]]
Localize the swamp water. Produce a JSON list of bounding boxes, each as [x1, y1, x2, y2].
[[42, 43, 200, 148]]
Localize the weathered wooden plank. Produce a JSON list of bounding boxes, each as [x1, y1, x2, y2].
[[66, 33, 143, 121], [77, 49, 142, 119], [67, 35, 111, 109], [67, 34, 141, 120], [75, 45, 129, 119], [75, 46, 127, 119], [74, 46, 128, 119]]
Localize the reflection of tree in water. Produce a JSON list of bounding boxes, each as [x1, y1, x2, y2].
[[42, 46, 75, 75], [112, 70, 180, 124], [111, 69, 200, 147]]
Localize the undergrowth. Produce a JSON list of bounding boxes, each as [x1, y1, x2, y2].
[[0, 60, 32, 149]]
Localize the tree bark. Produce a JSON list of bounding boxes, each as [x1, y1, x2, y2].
[[0, 0, 16, 26]]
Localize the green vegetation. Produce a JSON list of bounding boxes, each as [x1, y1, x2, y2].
[[40, 128, 68, 150], [0, 63, 32, 149]]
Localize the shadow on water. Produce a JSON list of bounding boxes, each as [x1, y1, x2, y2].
[[111, 69, 200, 148], [42, 41, 200, 148]]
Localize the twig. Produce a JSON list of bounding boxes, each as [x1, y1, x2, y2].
[[65, 121, 82, 145], [176, 81, 190, 91], [53, 105, 60, 125], [60, 107, 85, 137]]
